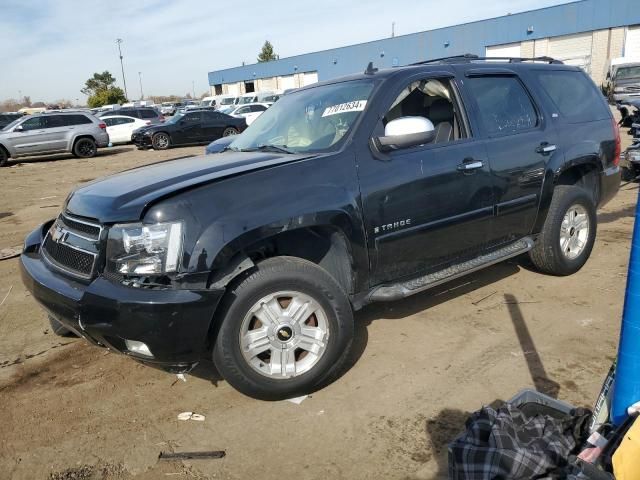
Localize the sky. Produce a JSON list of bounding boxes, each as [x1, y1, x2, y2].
[[0, 0, 575, 103]]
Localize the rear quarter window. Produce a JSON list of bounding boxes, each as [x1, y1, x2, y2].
[[139, 109, 157, 119], [64, 114, 92, 126], [533, 70, 610, 123]]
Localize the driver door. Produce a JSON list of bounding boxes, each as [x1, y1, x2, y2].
[[174, 111, 203, 144], [358, 74, 496, 285]]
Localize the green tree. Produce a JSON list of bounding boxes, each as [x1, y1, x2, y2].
[[86, 87, 127, 108], [81, 71, 127, 107], [257, 41, 277, 63]]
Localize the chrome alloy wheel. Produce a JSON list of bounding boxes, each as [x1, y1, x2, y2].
[[239, 291, 330, 379], [560, 204, 589, 260]]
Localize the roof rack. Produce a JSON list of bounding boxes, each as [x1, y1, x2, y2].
[[410, 53, 564, 66]]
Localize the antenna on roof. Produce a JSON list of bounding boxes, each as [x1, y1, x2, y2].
[[364, 62, 378, 75]]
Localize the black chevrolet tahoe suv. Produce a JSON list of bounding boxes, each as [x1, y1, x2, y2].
[[21, 56, 621, 400]]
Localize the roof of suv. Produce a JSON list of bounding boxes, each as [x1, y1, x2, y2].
[[292, 54, 580, 91]]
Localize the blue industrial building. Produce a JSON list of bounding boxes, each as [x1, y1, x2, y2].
[[208, 0, 640, 96]]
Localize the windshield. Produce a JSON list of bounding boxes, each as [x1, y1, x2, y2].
[[162, 102, 172, 106], [230, 79, 374, 154], [201, 100, 212, 107], [2, 118, 23, 131], [238, 96, 255, 104], [166, 113, 184, 124], [616, 66, 640, 80], [220, 98, 235, 105]]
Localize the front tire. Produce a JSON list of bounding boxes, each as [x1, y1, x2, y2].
[[222, 127, 238, 137], [213, 257, 354, 400], [152, 132, 170, 150], [73, 138, 97, 158], [529, 185, 597, 276], [0, 147, 8, 167]]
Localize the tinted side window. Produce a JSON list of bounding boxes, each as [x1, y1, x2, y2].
[[533, 70, 610, 123], [466, 76, 538, 136], [251, 105, 267, 112], [21, 117, 46, 131], [183, 112, 201, 123], [139, 109, 157, 119], [121, 117, 135, 124], [64, 114, 92, 126], [44, 116, 66, 128]]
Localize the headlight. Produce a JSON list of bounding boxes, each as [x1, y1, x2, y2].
[[107, 221, 183, 275]]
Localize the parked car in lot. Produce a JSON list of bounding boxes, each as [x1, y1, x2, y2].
[[160, 102, 181, 116], [216, 95, 238, 109], [0, 111, 109, 166], [605, 58, 640, 103], [131, 108, 246, 149], [20, 55, 620, 400], [224, 102, 270, 125], [98, 107, 164, 124], [102, 115, 150, 144], [0, 112, 24, 129]]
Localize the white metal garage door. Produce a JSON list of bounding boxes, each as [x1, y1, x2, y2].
[[549, 32, 593, 72], [302, 72, 319, 86], [278, 75, 296, 90], [625, 25, 640, 58], [260, 77, 277, 91], [485, 43, 521, 58]]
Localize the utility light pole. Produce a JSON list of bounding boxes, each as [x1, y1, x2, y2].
[[192, 80, 195, 99], [392, 21, 395, 38], [138, 71, 144, 100], [116, 38, 128, 100]]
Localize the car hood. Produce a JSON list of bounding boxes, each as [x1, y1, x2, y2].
[[66, 151, 314, 223]]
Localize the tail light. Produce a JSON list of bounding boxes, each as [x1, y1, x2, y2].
[[613, 118, 621, 167], [98, 123, 107, 130], [159, 115, 166, 122], [145, 121, 151, 125]]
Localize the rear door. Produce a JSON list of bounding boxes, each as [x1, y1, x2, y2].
[[459, 70, 551, 245], [41, 115, 69, 151], [201, 111, 225, 140]]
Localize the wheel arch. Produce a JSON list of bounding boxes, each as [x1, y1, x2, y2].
[[206, 219, 359, 297], [533, 157, 601, 234]]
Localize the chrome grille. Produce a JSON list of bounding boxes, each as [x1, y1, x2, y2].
[[58, 214, 101, 239], [42, 213, 102, 279]]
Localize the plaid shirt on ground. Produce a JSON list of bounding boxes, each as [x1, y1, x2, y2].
[[448, 404, 591, 479]]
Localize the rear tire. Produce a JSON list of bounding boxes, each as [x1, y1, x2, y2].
[[48, 315, 76, 337], [529, 185, 597, 276], [152, 132, 170, 150], [213, 256, 354, 400], [0, 147, 8, 167], [222, 127, 238, 137], [73, 138, 97, 158]]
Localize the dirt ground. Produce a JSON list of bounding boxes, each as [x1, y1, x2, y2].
[[0, 132, 635, 480]]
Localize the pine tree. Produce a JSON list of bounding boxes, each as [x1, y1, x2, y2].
[[257, 41, 277, 63]]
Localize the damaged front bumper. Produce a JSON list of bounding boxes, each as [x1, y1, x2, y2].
[[20, 223, 225, 373]]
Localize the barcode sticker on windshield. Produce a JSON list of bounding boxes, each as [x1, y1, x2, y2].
[[322, 100, 367, 117]]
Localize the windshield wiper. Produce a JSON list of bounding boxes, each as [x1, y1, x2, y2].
[[236, 144, 295, 154]]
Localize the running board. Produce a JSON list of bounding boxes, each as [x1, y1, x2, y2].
[[368, 237, 534, 302]]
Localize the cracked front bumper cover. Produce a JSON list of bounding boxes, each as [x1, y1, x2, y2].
[[20, 223, 225, 372]]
